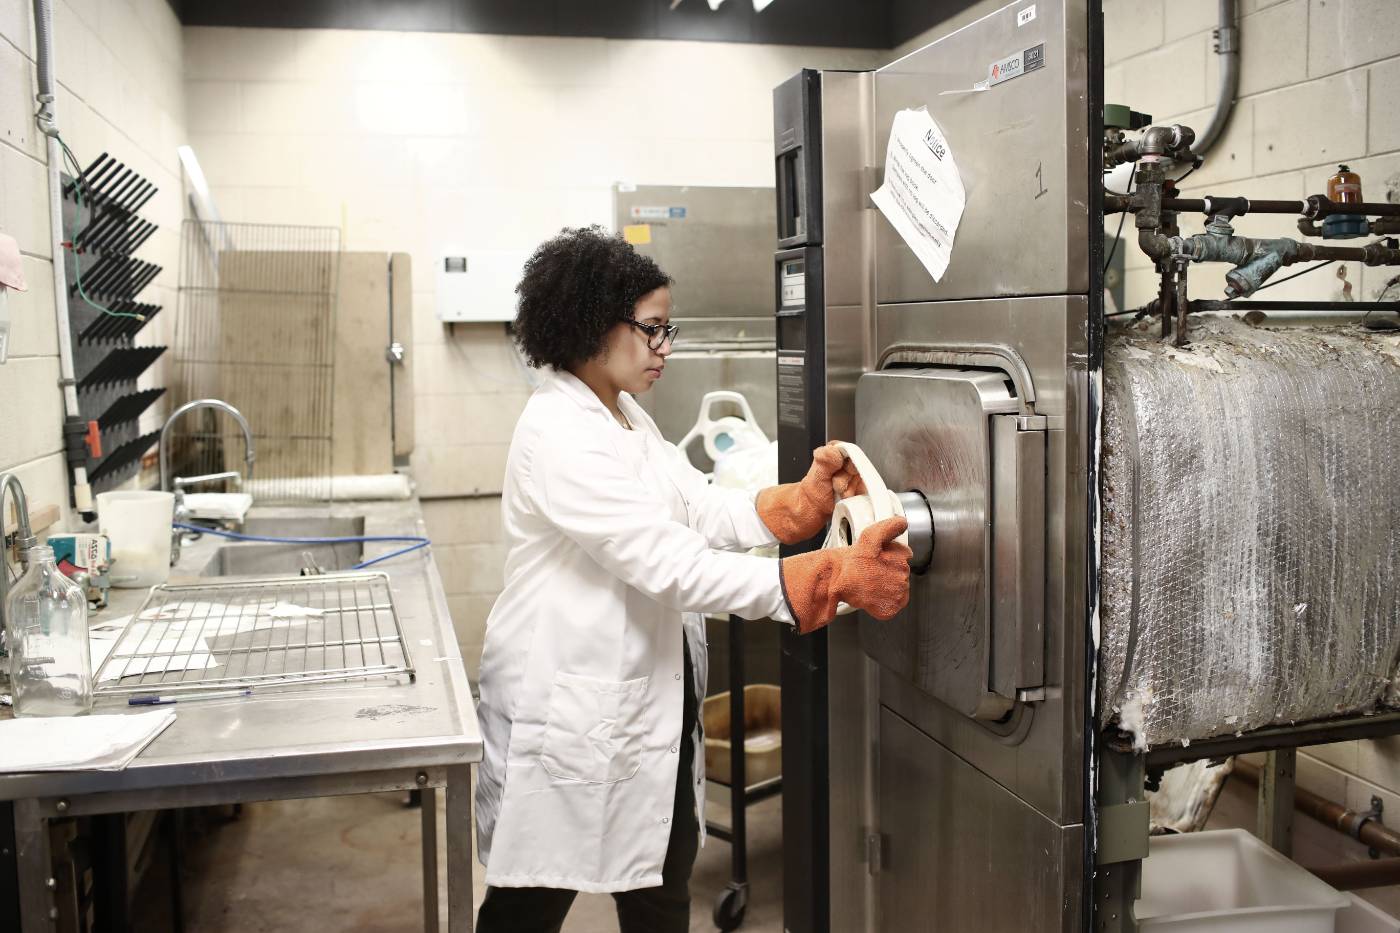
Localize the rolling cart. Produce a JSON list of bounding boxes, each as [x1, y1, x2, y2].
[[706, 614, 783, 932]]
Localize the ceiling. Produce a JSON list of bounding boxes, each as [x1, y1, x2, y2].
[[169, 0, 980, 50]]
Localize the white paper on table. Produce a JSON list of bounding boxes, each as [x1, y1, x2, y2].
[[869, 107, 967, 283], [137, 601, 306, 637], [97, 621, 219, 682], [0, 709, 176, 772]]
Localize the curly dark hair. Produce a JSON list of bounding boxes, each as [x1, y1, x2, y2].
[[512, 226, 672, 370]]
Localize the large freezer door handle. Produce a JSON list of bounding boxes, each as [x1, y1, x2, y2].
[[989, 414, 1047, 704]]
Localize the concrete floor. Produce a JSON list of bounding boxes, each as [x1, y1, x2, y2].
[[137, 786, 784, 933], [132, 765, 1400, 931]]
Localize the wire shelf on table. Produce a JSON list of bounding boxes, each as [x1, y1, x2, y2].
[[92, 571, 416, 696]]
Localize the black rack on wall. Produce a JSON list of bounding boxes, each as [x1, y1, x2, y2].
[[62, 152, 166, 495]]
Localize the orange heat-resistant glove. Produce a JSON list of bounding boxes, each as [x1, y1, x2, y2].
[[779, 516, 912, 635], [756, 442, 868, 545]]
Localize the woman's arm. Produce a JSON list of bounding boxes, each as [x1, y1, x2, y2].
[[661, 440, 780, 553], [529, 430, 789, 621]]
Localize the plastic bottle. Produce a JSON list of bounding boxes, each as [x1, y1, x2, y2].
[[5, 545, 93, 716]]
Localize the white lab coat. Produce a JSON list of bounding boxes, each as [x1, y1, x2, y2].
[[474, 369, 790, 893]]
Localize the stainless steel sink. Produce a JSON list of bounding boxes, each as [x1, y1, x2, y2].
[[241, 516, 365, 538], [199, 516, 366, 577]]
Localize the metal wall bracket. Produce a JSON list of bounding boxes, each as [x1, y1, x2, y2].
[[1096, 800, 1149, 866], [1363, 795, 1385, 859]]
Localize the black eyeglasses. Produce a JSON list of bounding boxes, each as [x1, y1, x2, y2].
[[628, 320, 680, 351]]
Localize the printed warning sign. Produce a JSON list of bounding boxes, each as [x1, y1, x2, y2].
[[869, 108, 967, 282]]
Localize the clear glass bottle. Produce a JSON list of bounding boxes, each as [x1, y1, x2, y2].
[[5, 546, 93, 716]]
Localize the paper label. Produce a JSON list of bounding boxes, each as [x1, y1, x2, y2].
[[623, 223, 652, 245], [1017, 5, 1036, 26], [869, 108, 967, 283]]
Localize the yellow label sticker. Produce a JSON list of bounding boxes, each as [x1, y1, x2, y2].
[[623, 223, 652, 245]]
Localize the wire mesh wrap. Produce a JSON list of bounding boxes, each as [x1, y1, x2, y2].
[[172, 222, 340, 501], [1099, 318, 1400, 749]]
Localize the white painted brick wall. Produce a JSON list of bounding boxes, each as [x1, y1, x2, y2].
[[0, 0, 185, 533], [1105, 0, 1400, 812]]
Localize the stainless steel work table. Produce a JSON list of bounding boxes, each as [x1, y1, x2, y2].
[[0, 499, 482, 932]]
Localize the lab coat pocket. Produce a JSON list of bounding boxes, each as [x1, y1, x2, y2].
[[540, 671, 651, 784]]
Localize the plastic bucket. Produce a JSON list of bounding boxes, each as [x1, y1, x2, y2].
[[96, 490, 175, 588]]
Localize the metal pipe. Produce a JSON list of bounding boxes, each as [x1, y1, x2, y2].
[[1195, 0, 1239, 155], [1190, 299, 1399, 314], [1234, 759, 1400, 857], [1308, 858, 1400, 891], [1173, 259, 1189, 346], [33, 0, 93, 517], [1163, 197, 1400, 218]]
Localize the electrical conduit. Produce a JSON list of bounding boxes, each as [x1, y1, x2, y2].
[[1194, 0, 1240, 155], [33, 0, 93, 517]]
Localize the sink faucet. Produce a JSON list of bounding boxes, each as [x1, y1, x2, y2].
[[159, 399, 256, 565]]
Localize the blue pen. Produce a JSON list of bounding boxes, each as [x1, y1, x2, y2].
[[129, 689, 252, 706]]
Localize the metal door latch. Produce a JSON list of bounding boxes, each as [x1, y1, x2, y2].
[[386, 342, 405, 365], [866, 832, 886, 874]]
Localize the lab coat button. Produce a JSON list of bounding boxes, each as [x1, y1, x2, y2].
[[674, 673, 682, 680], [670, 746, 678, 753], [661, 817, 670, 824]]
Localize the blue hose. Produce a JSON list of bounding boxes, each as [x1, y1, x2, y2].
[[174, 522, 431, 571]]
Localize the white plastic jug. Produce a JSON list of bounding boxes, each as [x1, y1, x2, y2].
[[96, 490, 175, 588], [678, 391, 768, 469]]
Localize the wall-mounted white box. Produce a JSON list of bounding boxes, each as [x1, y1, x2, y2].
[[435, 250, 531, 323]]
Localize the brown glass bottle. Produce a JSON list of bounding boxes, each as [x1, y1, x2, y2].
[[1327, 164, 1363, 205]]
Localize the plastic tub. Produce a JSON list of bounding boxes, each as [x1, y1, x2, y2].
[[1338, 894, 1400, 933], [1138, 829, 1349, 931], [96, 490, 175, 588], [702, 684, 781, 787]]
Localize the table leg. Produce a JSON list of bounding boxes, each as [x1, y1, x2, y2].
[[422, 784, 440, 933], [14, 799, 52, 933], [446, 765, 473, 933]]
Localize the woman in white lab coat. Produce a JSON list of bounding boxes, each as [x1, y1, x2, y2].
[[474, 226, 910, 933]]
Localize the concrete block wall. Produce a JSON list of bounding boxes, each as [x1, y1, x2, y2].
[[1103, 0, 1400, 815], [178, 27, 885, 674], [0, 0, 185, 533]]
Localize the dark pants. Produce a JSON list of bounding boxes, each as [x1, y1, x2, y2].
[[477, 648, 701, 933]]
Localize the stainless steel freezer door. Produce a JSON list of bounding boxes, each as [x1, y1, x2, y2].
[[877, 706, 1084, 933], [855, 367, 1046, 723], [873, 0, 1091, 305]]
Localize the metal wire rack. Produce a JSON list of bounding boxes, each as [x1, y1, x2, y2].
[[171, 221, 340, 502], [92, 572, 415, 697]]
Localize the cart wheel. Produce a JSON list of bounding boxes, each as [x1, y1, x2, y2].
[[713, 884, 748, 931]]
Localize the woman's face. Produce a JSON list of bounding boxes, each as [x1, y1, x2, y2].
[[595, 286, 675, 396]]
